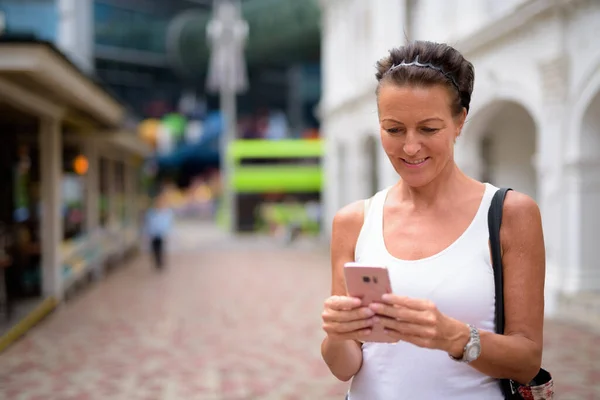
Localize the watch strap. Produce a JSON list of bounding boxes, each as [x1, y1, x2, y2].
[[449, 324, 480, 362]]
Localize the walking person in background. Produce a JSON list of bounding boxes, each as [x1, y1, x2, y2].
[[145, 193, 174, 269]]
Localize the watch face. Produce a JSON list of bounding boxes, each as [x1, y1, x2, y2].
[[467, 344, 481, 360]]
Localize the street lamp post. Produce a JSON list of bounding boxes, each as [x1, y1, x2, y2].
[[206, 0, 248, 234]]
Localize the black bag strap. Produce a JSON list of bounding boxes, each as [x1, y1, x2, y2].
[[487, 188, 516, 398], [488, 187, 512, 335], [488, 188, 553, 398]]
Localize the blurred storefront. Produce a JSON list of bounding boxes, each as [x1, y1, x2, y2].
[[0, 38, 149, 337]]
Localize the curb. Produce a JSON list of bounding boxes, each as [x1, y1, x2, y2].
[[0, 297, 57, 353]]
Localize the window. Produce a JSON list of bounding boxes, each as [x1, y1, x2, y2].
[[94, 3, 168, 53]]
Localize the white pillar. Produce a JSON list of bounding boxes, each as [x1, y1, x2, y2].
[[578, 161, 600, 291], [39, 118, 63, 299], [84, 140, 99, 234], [562, 160, 581, 294], [322, 127, 337, 240], [537, 58, 569, 315]]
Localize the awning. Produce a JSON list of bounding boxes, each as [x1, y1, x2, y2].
[[0, 37, 124, 130], [106, 131, 153, 158]]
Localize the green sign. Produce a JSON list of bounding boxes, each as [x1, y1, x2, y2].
[[228, 139, 323, 161], [231, 166, 322, 193]]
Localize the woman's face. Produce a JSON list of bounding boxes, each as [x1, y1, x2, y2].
[[377, 84, 466, 188]]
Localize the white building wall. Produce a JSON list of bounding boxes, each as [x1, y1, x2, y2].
[[320, 0, 406, 235], [57, 0, 94, 73], [320, 0, 600, 312]]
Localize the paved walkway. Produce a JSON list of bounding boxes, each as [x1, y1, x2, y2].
[[0, 223, 598, 399]]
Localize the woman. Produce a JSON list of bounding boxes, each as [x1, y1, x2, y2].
[[320, 41, 545, 399]]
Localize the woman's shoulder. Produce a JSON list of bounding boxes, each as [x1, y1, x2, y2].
[[332, 200, 364, 233], [501, 190, 541, 230], [331, 200, 368, 262], [333, 186, 393, 233], [496, 190, 543, 257]]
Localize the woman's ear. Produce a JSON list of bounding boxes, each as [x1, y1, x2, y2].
[[454, 108, 467, 142], [457, 108, 467, 130]]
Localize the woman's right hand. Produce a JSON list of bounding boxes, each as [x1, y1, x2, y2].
[[322, 295, 378, 342]]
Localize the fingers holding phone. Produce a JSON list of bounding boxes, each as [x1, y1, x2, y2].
[[321, 295, 377, 341], [342, 263, 396, 343]]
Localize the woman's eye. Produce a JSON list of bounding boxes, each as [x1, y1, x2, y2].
[[385, 128, 402, 134], [421, 127, 440, 134]]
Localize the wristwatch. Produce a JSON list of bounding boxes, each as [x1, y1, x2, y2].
[[449, 324, 481, 363]]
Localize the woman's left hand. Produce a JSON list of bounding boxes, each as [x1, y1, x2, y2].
[[368, 294, 469, 356]]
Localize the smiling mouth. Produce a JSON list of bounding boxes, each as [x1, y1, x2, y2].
[[402, 157, 429, 165]]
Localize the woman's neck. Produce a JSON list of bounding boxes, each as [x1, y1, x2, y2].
[[396, 161, 472, 209]]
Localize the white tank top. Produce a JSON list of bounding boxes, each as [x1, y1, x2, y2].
[[348, 183, 503, 400]]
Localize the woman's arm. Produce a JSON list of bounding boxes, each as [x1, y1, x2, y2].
[[448, 190, 545, 384], [321, 200, 365, 382]]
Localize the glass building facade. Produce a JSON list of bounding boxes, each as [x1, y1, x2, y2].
[[94, 2, 168, 54], [0, 0, 58, 41]]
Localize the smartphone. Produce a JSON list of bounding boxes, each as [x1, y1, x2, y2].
[[344, 262, 395, 343]]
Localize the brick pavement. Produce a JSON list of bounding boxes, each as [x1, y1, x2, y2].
[[0, 226, 598, 399]]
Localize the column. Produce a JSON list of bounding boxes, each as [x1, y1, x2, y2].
[[576, 159, 600, 292], [106, 158, 116, 228], [321, 125, 337, 240], [124, 161, 133, 227], [125, 159, 138, 248], [131, 161, 141, 230], [84, 140, 99, 234], [537, 57, 569, 314], [127, 161, 142, 246], [39, 118, 63, 299]]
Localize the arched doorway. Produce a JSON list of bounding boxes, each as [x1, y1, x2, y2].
[[475, 101, 538, 201]]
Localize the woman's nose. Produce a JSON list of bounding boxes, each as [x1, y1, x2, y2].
[[403, 133, 421, 156]]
